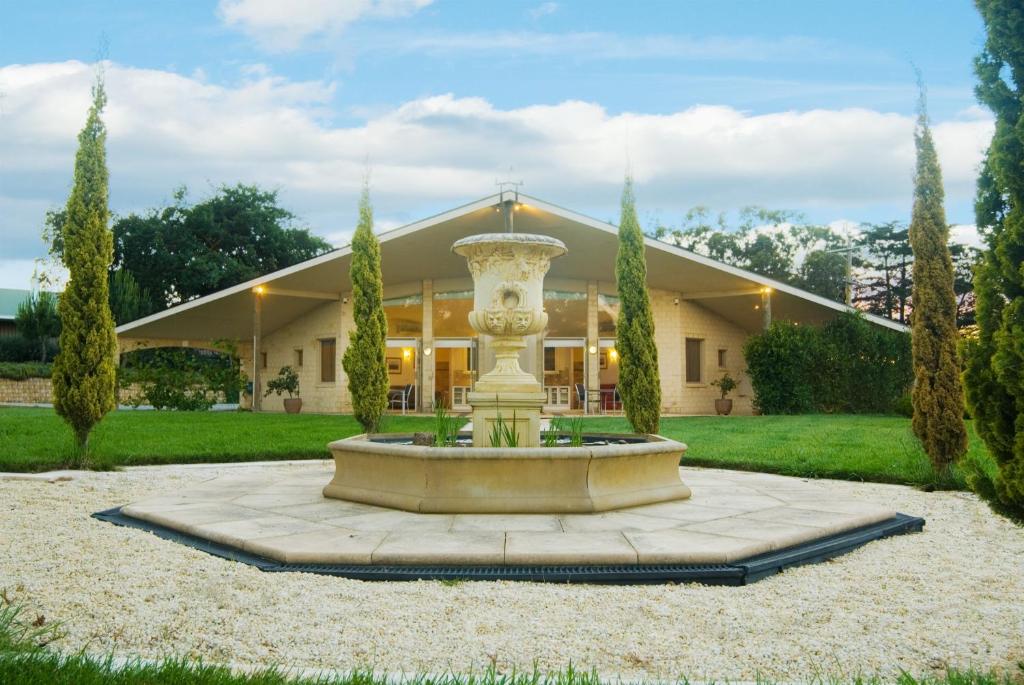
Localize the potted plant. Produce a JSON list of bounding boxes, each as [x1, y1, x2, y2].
[[265, 365, 302, 414], [710, 371, 739, 416]]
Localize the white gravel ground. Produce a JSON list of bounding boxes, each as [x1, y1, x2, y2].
[[1, 462, 1022, 682]]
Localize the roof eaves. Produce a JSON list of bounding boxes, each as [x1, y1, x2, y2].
[[116, 193, 504, 335], [520, 193, 909, 334]]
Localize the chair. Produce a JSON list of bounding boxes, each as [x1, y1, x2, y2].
[[574, 383, 587, 413], [388, 384, 414, 413]]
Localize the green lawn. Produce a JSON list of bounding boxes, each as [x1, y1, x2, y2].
[[0, 408, 436, 472], [0, 407, 994, 489], [582, 414, 993, 489]]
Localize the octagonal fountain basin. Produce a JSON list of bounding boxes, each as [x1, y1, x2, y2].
[[323, 433, 691, 514]]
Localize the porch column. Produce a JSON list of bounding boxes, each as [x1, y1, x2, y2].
[[586, 281, 600, 414], [252, 289, 263, 411], [421, 280, 434, 412], [761, 288, 772, 331]]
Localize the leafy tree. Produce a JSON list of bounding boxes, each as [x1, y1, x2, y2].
[[652, 206, 849, 302], [963, 0, 1024, 522], [798, 250, 847, 301], [908, 89, 968, 474], [51, 77, 118, 459], [342, 185, 389, 433], [108, 269, 155, 326], [615, 177, 661, 434], [855, 222, 914, 323], [950, 243, 981, 328], [15, 292, 60, 362], [44, 184, 332, 313]]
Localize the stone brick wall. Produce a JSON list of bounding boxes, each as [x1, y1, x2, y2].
[[259, 299, 352, 413], [0, 378, 146, 405]]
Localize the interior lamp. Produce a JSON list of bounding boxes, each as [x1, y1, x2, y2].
[[588, 345, 597, 355]]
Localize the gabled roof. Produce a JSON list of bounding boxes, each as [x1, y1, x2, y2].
[[116, 192, 907, 341]]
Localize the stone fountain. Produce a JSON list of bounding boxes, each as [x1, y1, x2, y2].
[[453, 233, 568, 448], [322, 232, 691, 513]]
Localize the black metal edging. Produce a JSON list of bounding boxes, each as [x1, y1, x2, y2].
[[92, 508, 925, 586]]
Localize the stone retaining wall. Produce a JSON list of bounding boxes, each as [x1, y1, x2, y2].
[[0, 378, 146, 405]]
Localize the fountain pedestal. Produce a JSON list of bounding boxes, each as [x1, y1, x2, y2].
[[452, 233, 567, 447]]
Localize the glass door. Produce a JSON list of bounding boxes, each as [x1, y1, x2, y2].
[[385, 338, 419, 412], [543, 337, 585, 412], [434, 338, 476, 412]]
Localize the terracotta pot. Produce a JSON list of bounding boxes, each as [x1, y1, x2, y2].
[[714, 398, 733, 416], [283, 397, 303, 414]]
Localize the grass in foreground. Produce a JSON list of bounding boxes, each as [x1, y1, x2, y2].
[[0, 408, 995, 489]]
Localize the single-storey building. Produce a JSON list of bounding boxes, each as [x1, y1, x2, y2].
[[115, 192, 905, 416], [0, 288, 35, 338]]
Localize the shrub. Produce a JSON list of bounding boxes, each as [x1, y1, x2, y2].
[[0, 362, 52, 380], [743, 322, 821, 414], [121, 348, 235, 411], [710, 371, 740, 399], [265, 365, 300, 398], [893, 393, 913, 418], [0, 336, 55, 363], [744, 313, 912, 415]]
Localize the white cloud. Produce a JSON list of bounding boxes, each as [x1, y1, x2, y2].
[[950, 224, 983, 249], [219, 0, 434, 51], [0, 60, 995, 288], [527, 3, 559, 20]]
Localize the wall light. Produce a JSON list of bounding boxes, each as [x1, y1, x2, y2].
[[673, 297, 679, 306], [253, 285, 265, 295], [423, 347, 432, 356], [588, 345, 597, 355], [402, 347, 413, 360]]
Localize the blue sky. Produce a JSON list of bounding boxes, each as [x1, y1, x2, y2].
[[0, 1, 992, 288]]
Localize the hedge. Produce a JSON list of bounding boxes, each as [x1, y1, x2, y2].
[[743, 312, 912, 414], [0, 362, 53, 380]]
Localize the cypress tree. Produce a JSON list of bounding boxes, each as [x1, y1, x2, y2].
[[963, 0, 1024, 522], [52, 77, 118, 460], [615, 177, 661, 434], [908, 89, 968, 474], [342, 185, 389, 432]]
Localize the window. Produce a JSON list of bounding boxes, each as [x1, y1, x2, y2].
[[260, 352, 267, 369], [685, 338, 703, 384], [295, 348, 304, 367], [717, 348, 727, 368], [320, 338, 336, 383], [544, 347, 556, 372]]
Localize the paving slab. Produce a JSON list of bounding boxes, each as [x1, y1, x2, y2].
[[451, 514, 563, 532], [115, 466, 904, 566], [372, 531, 505, 565], [190, 515, 334, 548], [624, 528, 771, 564], [245, 528, 387, 564]]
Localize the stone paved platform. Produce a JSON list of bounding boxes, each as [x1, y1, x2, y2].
[[116, 464, 902, 566]]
